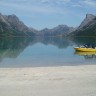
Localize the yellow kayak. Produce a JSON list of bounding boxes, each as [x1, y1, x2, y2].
[[74, 47, 96, 52]]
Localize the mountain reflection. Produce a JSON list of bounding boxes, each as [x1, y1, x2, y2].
[[33, 36, 73, 49], [0, 37, 34, 62], [0, 37, 73, 62], [0, 36, 96, 61]]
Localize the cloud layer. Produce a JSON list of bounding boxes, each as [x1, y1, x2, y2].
[[0, 0, 96, 29]]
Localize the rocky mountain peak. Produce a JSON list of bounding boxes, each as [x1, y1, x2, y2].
[[7, 14, 21, 24], [58, 25, 68, 28], [69, 14, 96, 37], [86, 14, 95, 19], [0, 13, 35, 36], [7, 14, 18, 20], [78, 14, 96, 29]]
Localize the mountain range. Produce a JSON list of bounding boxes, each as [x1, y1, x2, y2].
[[0, 13, 75, 37], [0, 13, 96, 37], [37, 25, 75, 36]]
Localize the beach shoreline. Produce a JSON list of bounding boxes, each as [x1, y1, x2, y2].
[[0, 65, 96, 96]]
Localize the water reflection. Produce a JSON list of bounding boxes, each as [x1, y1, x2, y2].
[[0, 37, 34, 62], [74, 51, 96, 60], [0, 37, 73, 62], [31, 36, 73, 49], [0, 36, 96, 60], [0, 36, 96, 67]]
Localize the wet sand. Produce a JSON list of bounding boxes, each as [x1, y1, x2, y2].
[[0, 65, 96, 96]]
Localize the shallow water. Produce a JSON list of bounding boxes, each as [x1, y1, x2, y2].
[[0, 36, 96, 67]]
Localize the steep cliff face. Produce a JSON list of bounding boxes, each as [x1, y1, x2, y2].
[[0, 13, 35, 36], [69, 14, 96, 36]]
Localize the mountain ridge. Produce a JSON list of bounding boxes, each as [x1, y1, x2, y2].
[[0, 13, 96, 37], [69, 13, 96, 37], [0, 13, 35, 36], [36, 24, 75, 36], [0, 13, 76, 37]]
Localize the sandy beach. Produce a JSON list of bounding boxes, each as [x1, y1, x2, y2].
[[0, 65, 96, 96]]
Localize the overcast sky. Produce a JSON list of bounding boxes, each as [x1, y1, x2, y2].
[[0, 0, 96, 29]]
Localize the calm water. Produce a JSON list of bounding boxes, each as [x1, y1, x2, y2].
[[0, 36, 96, 68]]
